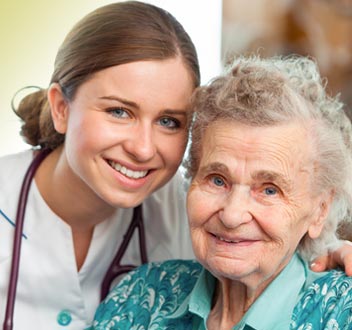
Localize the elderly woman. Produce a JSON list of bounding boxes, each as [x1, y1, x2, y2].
[[91, 56, 352, 329]]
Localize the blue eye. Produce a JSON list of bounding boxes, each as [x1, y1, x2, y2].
[[212, 176, 225, 187], [108, 107, 129, 118], [264, 187, 278, 195], [159, 117, 180, 129]]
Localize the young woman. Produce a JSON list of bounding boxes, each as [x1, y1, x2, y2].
[[0, 2, 198, 329], [0, 2, 350, 330]]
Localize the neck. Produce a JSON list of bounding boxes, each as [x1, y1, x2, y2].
[[34, 147, 116, 270], [35, 146, 116, 228], [207, 277, 271, 330]]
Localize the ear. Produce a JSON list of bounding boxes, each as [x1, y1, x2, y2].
[[308, 190, 335, 239], [47, 83, 69, 134]]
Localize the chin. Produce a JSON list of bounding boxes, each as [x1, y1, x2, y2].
[[111, 197, 143, 209], [101, 190, 145, 209], [207, 258, 256, 280]]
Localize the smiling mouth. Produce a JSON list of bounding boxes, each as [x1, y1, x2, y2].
[[214, 234, 256, 244], [217, 235, 242, 243], [108, 160, 149, 179]]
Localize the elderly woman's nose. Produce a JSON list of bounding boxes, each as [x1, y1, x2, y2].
[[218, 185, 253, 228]]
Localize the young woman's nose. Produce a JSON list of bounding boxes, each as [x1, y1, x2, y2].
[[218, 185, 253, 229], [123, 123, 157, 162]]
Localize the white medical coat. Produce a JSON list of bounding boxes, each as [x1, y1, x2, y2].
[[0, 150, 194, 330]]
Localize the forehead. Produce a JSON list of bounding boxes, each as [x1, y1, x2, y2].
[[77, 59, 195, 109], [199, 120, 312, 175]]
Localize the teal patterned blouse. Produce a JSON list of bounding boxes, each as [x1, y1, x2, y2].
[[91, 254, 352, 330]]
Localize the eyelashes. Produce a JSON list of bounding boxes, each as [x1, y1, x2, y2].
[[106, 107, 183, 130], [206, 174, 282, 200], [158, 117, 181, 129], [107, 107, 129, 118]]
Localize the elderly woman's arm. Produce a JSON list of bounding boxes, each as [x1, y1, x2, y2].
[[91, 260, 202, 330], [311, 241, 352, 276], [292, 269, 352, 328]]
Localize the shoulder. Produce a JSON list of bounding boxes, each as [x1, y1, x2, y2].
[[292, 270, 352, 329], [0, 150, 33, 186], [93, 260, 202, 329], [107, 259, 202, 300], [0, 149, 33, 165], [0, 150, 34, 211], [0, 150, 35, 261]]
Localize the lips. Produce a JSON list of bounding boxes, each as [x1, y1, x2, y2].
[[108, 160, 149, 179], [213, 233, 257, 245], [217, 236, 241, 243]]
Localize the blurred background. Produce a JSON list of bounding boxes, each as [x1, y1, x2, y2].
[[222, 0, 352, 115], [1, 0, 351, 155]]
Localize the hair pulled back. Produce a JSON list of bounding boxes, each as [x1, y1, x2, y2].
[[14, 1, 200, 150]]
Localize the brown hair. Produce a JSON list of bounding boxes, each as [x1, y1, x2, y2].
[[14, 1, 200, 150]]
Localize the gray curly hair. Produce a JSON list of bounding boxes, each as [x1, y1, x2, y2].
[[185, 55, 352, 261]]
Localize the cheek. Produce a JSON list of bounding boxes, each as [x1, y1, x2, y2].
[[187, 188, 215, 229], [187, 191, 209, 259], [65, 110, 96, 146], [260, 204, 310, 247], [67, 111, 119, 155], [187, 189, 202, 228], [160, 134, 188, 166], [256, 206, 295, 239]]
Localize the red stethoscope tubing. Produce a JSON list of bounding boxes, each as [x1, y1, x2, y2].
[[3, 149, 148, 330], [100, 203, 147, 300], [3, 149, 51, 330]]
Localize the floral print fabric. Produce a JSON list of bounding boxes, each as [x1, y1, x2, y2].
[[91, 260, 352, 330]]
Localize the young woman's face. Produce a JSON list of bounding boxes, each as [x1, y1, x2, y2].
[[55, 58, 194, 208]]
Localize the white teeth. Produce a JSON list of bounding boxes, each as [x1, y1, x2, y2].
[[218, 236, 238, 243], [109, 161, 148, 179]]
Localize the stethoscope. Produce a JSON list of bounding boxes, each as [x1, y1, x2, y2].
[[3, 149, 148, 330]]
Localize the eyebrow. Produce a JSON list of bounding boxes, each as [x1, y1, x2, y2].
[[252, 170, 292, 191], [99, 95, 138, 108], [198, 162, 230, 175], [99, 95, 188, 116]]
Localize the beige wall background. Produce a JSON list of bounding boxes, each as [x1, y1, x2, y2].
[[0, 0, 222, 156], [0, 1, 118, 155]]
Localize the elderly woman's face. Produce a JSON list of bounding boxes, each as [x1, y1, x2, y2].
[[187, 120, 326, 287]]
